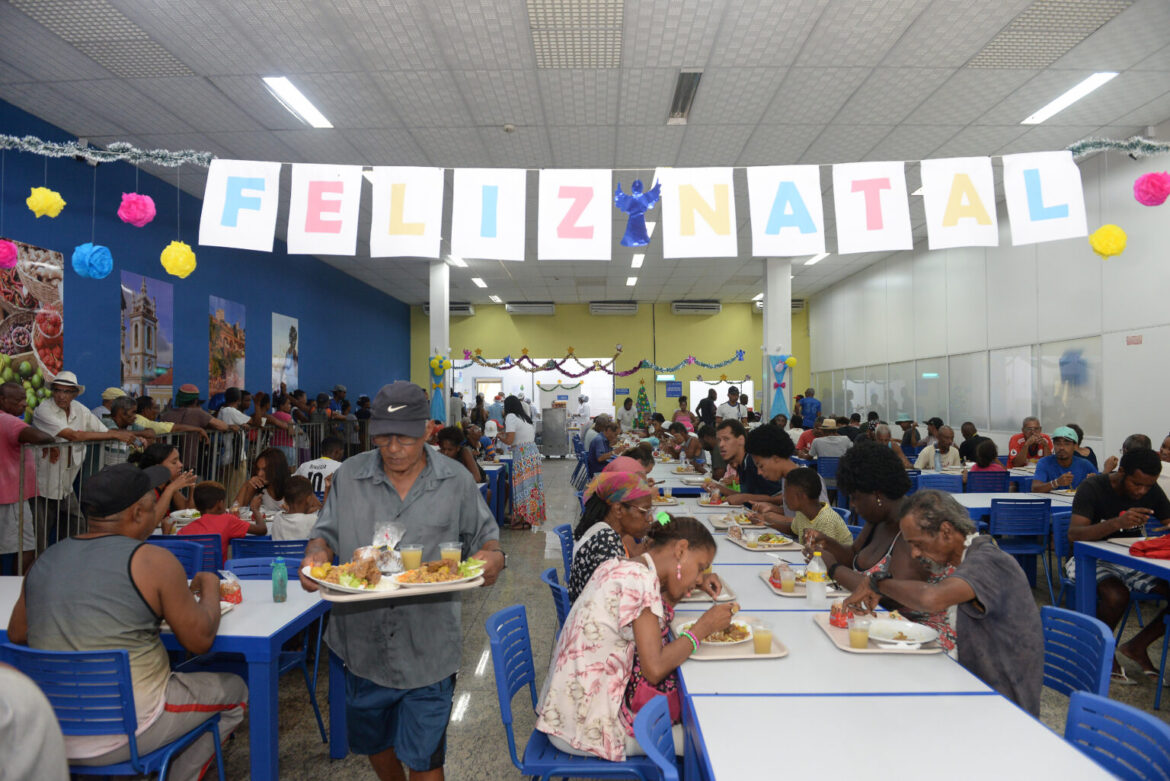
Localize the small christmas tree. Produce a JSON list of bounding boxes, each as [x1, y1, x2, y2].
[[634, 381, 652, 430]]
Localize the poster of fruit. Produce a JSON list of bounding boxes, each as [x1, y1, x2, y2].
[[120, 271, 174, 399], [0, 238, 63, 423], [209, 295, 245, 395], [271, 312, 298, 393]]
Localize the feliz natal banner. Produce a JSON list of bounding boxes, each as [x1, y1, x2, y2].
[[197, 152, 1089, 260]]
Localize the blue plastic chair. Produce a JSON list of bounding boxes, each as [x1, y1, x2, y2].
[[904, 469, 921, 495], [900, 444, 918, 462], [484, 605, 661, 780], [997, 455, 1010, 466], [576, 489, 586, 512], [814, 456, 839, 485], [846, 524, 864, 539], [145, 538, 204, 579], [989, 498, 1054, 604], [151, 533, 221, 572], [838, 508, 851, 525], [1042, 606, 1114, 698], [540, 567, 572, 634], [570, 452, 589, 490], [554, 523, 574, 582], [0, 642, 225, 780], [1051, 510, 1076, 609], [918, 473, 963, 493], [192, 556, 327, 743], [966, 470, 1010, 493], [631, 695, 679, 781], [230, 537, 310, 560], [479, 482, 490, 503], [1066, 691, 1170, 778]]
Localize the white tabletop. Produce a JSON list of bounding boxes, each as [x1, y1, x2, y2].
[[703, 564, 812, 611], [673, 611, 989, 696], [711, 540, 805, 567], [950, 492, 1074, 509], [0, 576, 323, 640], [692, 695, 1108, 779]]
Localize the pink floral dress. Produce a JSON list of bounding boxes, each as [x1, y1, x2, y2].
[[535, 555, 664, 761]]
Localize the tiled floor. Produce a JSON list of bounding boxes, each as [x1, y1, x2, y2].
[[219, 459, 1170, 779]]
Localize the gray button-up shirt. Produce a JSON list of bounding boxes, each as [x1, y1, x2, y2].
[[312, 447, 498, 690]]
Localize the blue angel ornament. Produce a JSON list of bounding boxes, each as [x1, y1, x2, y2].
[[614, 179, 661, 247]]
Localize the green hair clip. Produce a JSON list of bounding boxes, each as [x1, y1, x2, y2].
[[655, 511, 671, 526]]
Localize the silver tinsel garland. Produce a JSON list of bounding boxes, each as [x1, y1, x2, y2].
[[0, 134, 213, 167], [1067, 136, 1170, 160]]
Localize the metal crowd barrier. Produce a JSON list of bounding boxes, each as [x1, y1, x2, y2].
[[6, 419, 371, 575]]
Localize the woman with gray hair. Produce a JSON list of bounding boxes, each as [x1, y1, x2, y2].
[[844, 490, 1044, 716]]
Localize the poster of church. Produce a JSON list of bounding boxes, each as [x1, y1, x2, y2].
[[120, 271, 174, 400], [209, 295, 245, 395]]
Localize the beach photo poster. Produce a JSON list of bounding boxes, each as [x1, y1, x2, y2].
[[271, 312, 299, 392]]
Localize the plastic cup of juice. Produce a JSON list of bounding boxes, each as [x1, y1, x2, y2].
[[400, 544, 423, 571], [848, 616, 872, 649], [743, 531, 760, 549], [664, 486, 673, 499], [780, 567, 797, 593], [439, 542, 462, 564], [752, 622, 773, 655]]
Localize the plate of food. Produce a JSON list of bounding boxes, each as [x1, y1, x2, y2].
[[651, 496, 680, 506], [674, 465, 698, 474], [392, 559, 485, 588], [677, 619, 753, 646], [680, 477, 707, 486], [710, 513, 762, 529], [696, 497, 726, 507], [169, 509, 201, 521], [302, 558, 397, 594], [866, 618, 938, 648]]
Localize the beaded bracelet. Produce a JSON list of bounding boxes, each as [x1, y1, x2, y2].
[[679, 630, 700, 653]]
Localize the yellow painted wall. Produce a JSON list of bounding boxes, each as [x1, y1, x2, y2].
[[410, 302, 811, 414]]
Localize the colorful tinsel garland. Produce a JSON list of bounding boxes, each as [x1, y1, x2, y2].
[[1067, 136, 1170, 160], [0, 134, 214, 168], [452, 349, 744, 377]]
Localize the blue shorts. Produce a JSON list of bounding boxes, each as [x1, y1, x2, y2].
[[345, 671, 455, 771]]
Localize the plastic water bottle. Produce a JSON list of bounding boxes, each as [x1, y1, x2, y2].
[[806, 551, 828, 608], [271, 557, 288, 603]]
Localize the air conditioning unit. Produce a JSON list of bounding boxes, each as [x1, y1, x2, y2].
[[753, 300, 764, 313], [671, 300, 721, 316], [422, 302, 475, 316], [505, 302, 555, 316], [792, 298, 806, 312], [589, 301, 639, 316]]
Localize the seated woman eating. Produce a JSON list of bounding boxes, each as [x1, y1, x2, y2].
[[233, 447, 290, 520], [130, 442, 198, 529], [436, 425, 487, 484], [537, 516, 737, 761], [803, 440, 956, 652]]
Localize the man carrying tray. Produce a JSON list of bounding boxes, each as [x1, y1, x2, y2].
[[299, 381, 503, 781]]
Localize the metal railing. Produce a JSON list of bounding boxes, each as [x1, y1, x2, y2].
[[6, 420, 371, 575]]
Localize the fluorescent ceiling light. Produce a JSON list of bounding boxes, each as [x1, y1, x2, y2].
[[921, 372, 939, 379], [1021, 72, 1118, 125], [488, 295, 501, 303], [261, 76, 332, 128], [448, 256, 467, 267], [471, 277, 487, 288], [804, 252, 829, 266], [751, 293, 764, 301], [626, 276, 638, 286], [667, 70, 703, 126], [631, 253, 644, 269], [656, 374, 676, 382]]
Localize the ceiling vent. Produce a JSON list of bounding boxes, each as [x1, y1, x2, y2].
[[667, 69, 702, 125], [965, 0, 1133, 69], [792, 299, 806, 312], [589, 301, 639, 316], [506, 302, 556, 316], [527, 0, 624, 68], [422, 302, 475, 316], [671, 300, 721, 316]]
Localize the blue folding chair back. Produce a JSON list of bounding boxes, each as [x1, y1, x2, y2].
[[1051, 510, 1076, 608], [846, 524, 864, 539], [965, 470, 1010, 493], [990, 498, 1054, 603], [145, 538, 203, 579], [905, 469, 921, 495], [230, 537, 310, 560], [224, 556, 281, 579], [815, 456, 839, 481], [576, 489, 586, 512], [156, 533, 222, 572], [540, 567, 572, 634], [1042, 606, 1115, 697], [0, 642, 225, 780], [554, 523, 574, 581], [1065, 691, 1170, 780], [918, 473, 962, 493], [632, 695, 679, 781], [484, 605, 660, 780]]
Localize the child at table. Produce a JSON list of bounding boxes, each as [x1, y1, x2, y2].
[[179, 481, 266, 561], [963, 440, 1007, 486], [536, 516, 736, 761], [268, 476, 320, 541]]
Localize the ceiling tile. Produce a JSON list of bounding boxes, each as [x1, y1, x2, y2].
[[1050, 0, 1170, 71], [905, 69, 1040, 125], [795, 0, 934, 67], [615, 126, 685, 168], [373, 70, 472, 128], [676, 124, 753, 166], [547, 126, 617, 168], [125, 77, 265, 132], [881, 0, 1033, 67], [760, 68, 872, 125], [48, 79, 189, 135], [928, 124, 1030, 158], [538, 70, 621, 126], [622, 0, 723, 68], [687, 67, 788, 126], [457, 69, 545, 126], [617, 68, 677, 125], [1, 82, 127, 136], [800, 124, 893, 165], [996, 124, 1100, 155], [0, 2, 117, 81], [863, 125, 962, 162], [287, 72, 401, 130], [709, 0, 829, 67], [737, 124, 824, 165], [273, 130, 367, 164], [479, 126, 552, 168], [341, 128, 432, 167], [834, 68, 955, 126], [1052, 70, 1170, 126], [405, 127, 491, 168], [426, 0, 534, 70], [207, 131, 299, 163]]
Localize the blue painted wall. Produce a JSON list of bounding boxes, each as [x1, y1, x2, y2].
[[0, 100, 410, 407]]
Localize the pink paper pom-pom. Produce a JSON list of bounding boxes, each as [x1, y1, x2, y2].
[[1133, 172, 1170, 207], [0, 240, 17, 269], [117, 192, 157, 227]]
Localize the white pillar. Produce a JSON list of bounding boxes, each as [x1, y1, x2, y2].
[[428, 260, 451, 415], [761, 257, 793, 420]]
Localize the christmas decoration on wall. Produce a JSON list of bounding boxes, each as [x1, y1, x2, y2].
[[0, 134, 214, 167], [117, 192, 157, 227], [634, 383, 652, 430], [451, 347, 745, 377], [160, 240, 196, 278], [71, 243, 113, 279], [1088, 224, 1127, 259], [1133, 172, 1170, 206], [768, 355, 792, 421], [26, 186, 65, 218], [1067, 136, 1170, 160], [614, 179, 661, 247], [428, 354, 452, 422]]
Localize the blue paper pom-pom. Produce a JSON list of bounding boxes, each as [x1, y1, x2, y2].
[[72, 242, 113, 279]]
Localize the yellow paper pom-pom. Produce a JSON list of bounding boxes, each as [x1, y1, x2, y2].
[[160, 240, 196, 278], [785, 356, 797, 367], [26, 187, 66, 218], [1089, 224, 1126, 259]]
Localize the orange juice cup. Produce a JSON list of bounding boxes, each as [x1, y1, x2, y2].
[[439, 542, 462, 564], [848, 616, 871, 649], [664, 486, 673, 499], [400, 544, 423, 571], [752, 622, 773, 654]]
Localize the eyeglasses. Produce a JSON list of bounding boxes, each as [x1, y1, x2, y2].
[[372, 434, 420, 448], [623, 503, 651, 516]]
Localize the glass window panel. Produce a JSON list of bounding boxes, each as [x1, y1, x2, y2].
[[915, 357, 948, 424], [990, 346, 1035, 432], [1038, 337, 1102, 438], [830, 370, 844, 418], [948, 352, 989, 431], [842, 368, 864, 418], [865, 365, 888, 421], [887, 361, 915, 422]]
